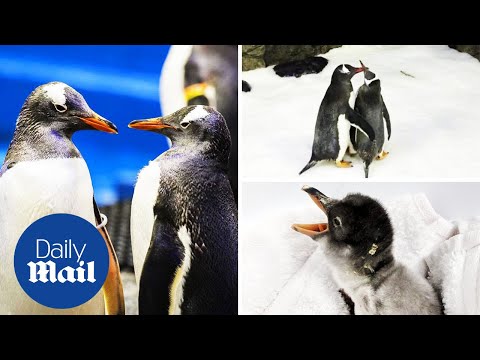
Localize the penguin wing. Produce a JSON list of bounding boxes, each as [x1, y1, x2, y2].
[[346, 108, 376, 141], [92, 198, 125, 315], [139, 216, 184, 315], [381, 97, 391, 140]]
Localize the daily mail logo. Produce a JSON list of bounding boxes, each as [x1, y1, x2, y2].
[[14, 214, 109, 309], [27, 239, 96, 284]]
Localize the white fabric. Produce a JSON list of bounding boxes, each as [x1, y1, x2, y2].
[[242, 193, 478, 315]]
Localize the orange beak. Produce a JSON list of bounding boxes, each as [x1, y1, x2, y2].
[[292, 186, 331, 238], [128, 117, 175, 131], [80, 112, 118, 134]]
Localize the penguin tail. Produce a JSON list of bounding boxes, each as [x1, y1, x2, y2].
[[299, 159, 317, 175]]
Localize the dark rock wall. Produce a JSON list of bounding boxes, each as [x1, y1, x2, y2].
[[449, 45, 480, 61], [242, 45, 340, 71]]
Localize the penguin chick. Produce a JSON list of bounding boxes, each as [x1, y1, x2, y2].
[[299, 64, 376, 175], [0, 82, 122, 315], [292, 186, 441, 315], [350, 61, 391, 178], [129, 105, 238, 315]]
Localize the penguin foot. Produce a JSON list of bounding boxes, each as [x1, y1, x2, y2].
[[376, 151, 389, 160], [336, 160, 352, 168]]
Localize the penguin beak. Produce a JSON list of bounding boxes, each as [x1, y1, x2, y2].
[[301, 185, 334, 212], [80, 112, 118, 134], [291, 186, 332, 239], [128, 117, 175, 131], [353, 66, 364, 74], [359, 60, 369, 73]]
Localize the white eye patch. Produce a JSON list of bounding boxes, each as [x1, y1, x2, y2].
[[54, 103, 67, 113], [340, 64, 349, 74], [180, 120, 191, 129], [365, 76, 379, 86], [183, 105, 209, 123], [44, 83, 67, 107]]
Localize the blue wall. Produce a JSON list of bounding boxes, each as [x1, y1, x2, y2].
[[0, 45, 171, 205]]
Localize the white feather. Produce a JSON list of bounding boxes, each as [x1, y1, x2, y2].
[[130, 159, 162, 286], [44, 83, 67, 106], [159, 45, 193, 117], [336, 115, 350, 162], [182, 105, 209, 123], [170, 226, 192, 315], [0, 158, 104, 314]]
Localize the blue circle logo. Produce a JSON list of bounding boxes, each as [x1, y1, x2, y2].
[[14, 214, 109, 309]]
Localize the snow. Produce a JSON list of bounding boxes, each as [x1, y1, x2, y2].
[[242, 45, 480, 179]]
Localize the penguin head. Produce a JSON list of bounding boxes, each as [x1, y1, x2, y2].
[[359, 61, 380, 88], [19, 82, 117, 135], [292, 186, 393, 254], [129, 105, 231, 160], [332, 64, 364, 82]]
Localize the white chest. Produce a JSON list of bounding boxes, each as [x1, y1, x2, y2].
[[0, 158, 102, 314], [130, 160, 162, 286], [336, 115, 351, 160]]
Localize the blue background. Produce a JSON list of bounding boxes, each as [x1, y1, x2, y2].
[[14, 214, 109, 309], [0, 45, 171, 205]]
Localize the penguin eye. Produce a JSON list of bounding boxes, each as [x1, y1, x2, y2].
[[180, 120, 191, 129], [53, 103, 67, 113], [333, 217, 342, 227]]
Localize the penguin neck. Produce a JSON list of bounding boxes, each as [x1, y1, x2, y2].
[[4, 112, 81, 165], [169, 139, 229, 170]]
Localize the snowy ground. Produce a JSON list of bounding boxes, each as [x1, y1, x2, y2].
[[242, 45, 480, 180]]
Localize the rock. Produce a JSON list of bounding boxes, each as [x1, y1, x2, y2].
[[242, 80, 252, 92], [449, 45, 480, 61], [264, 45, 341, 66], [273, 56, 328, 78], [242, 45, 266, 71]]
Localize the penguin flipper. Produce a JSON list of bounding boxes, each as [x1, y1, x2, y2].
[[299, 159, 318, 175], [349, 127, 357, 149], [381, 97, 391, 140], [93, 197, 125, 315], [139, 217, 183, 315], [347, 108, 375, 141]]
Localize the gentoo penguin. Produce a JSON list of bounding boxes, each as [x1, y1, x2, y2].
[[350, 61, 391, 178], [292, 186, 441, 315], [299, 64, 376, 175], [0, 82, 124, 315], [160, 45, 238, 203], [129, 105, 238, 315]]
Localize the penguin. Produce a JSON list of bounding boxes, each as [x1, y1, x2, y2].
[[299, 64, 376, 175], [350, 61, 391, 178], [292, 186, 442, 315], [0, 82, 124, 315], [128, 105, 238, 315], [160, 45, 238, 203]]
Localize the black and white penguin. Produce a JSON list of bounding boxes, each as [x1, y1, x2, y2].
[[129, 105, 238, 315], [160, 45, 238, 203], [299, 64, 376, 175], [0, 82, 124, 315], [292, 186, 442, 315], [350, 61, 391, 178]]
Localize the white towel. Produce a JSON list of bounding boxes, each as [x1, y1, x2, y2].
[[426, 231, 480, 314], [242, 193, 462, 315]]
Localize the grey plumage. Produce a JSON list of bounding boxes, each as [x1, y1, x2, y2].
[[292, 187, 441, 315]]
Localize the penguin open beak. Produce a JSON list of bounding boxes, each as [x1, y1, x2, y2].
[[128, 117, 175, 131], [292, 186, 333, 238], [80, 112, 118, 134]]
